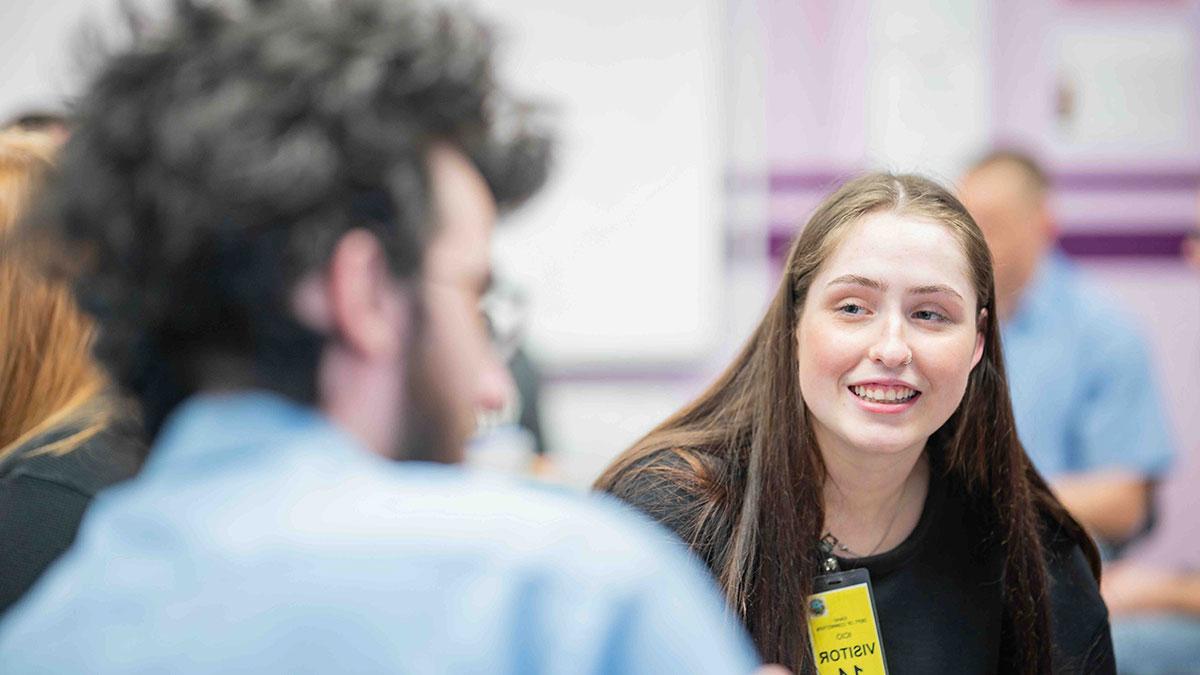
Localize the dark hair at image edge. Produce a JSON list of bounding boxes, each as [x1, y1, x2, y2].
[[19, 0, 552, 434], [596, 173, 1099, 673]]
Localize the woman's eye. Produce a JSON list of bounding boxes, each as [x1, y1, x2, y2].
[[912, 309, 946, 322], [837, 303, 866, 316]]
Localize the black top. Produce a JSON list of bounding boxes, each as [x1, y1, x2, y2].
[[610, 451, 1115, 674], [0, 418, 145, 616], [829, 467, 1114, 675]]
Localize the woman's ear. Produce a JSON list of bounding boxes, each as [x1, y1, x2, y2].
[[971, 308, 988, 369]]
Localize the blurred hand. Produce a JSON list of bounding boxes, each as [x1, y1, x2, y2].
[[754, 666, 792, 675], [1185, 232, 1200, 271], [528, 454, 562, 482], [1051, 472, 1151, 543], [1101, 562, 1179, 615]]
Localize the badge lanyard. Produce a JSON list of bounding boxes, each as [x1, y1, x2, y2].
[[808, 535, 889, 675]]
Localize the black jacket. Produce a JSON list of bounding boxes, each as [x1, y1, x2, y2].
[[0, 418, 145, 615]]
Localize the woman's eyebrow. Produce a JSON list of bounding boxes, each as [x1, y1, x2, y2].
[[826, 274, 883, 290], [826, 275, 965, 302], [909, 284, 964, 301]]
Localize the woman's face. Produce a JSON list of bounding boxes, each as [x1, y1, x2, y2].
[[796, 211, 985, 459]]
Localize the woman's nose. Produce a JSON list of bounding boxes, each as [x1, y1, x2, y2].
[[867, 318, 912, 368]]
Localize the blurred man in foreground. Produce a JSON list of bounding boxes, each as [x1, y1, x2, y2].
[[0, 1, 761, 672], [959, 151, 1174, 547]]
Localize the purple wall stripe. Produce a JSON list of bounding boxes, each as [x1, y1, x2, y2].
[[764, 225, 1192, 259], [1049, 171, 1200, 192], [766, 229, 792, 258], [728, 170, 1200, 193], [1057, 230, 1191, 258]]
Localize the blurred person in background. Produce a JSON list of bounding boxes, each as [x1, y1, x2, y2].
[[0, 128, 144, 616], [0, 1, 768, 673], [599, 173, 1113, 674], [464, 276, 558, 479], [959, 150, 1174, 549], [468, 345, 560, 478], [475, 289, 562, 480], [1100, 200, 1200, 675]]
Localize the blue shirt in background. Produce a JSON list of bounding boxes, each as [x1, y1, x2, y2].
[[1001, 252, 1174, 479], [0, 392, 759, 674]]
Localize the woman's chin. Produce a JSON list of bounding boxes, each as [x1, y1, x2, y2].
[[842, 431, 927, 457]]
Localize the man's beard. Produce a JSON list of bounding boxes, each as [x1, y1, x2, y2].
[[395, 300, 464, 464]]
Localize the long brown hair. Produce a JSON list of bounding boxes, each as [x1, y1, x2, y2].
[[596, 173, 1098, 673], [0, 130, 113, 460]]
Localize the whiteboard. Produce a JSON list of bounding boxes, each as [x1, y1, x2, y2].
[[476, 0, 726, 370]]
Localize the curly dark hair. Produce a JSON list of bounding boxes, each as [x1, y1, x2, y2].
[[29, 0, 552, 432]]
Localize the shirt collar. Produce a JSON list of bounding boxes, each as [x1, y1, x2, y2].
[[140, 391, 361, 477]]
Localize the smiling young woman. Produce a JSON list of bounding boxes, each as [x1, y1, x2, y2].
[[595, 173, 1113, 674]]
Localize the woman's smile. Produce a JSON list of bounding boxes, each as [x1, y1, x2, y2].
[[847, 380, 922, 413]]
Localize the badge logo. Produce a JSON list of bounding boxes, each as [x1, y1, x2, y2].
[[809, 598, 826, 617]]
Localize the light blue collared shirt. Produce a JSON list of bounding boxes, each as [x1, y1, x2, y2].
[[0, 392, 759, 674], [1001, 252, 1174, 479]]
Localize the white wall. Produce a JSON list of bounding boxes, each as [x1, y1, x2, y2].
[[476, 0, 727, 370], [865, 0, 991, 178], [0, 0, 107, 120]]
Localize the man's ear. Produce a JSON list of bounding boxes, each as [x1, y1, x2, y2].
[[1035, 198, 1058, 242], [971, 308, 988, 369], [324, 229, 406, 360]]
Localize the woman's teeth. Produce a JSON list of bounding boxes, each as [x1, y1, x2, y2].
[[851, 385, 918, 403]]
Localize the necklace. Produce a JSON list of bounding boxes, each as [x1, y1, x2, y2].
[[826, 471, 912, 558]]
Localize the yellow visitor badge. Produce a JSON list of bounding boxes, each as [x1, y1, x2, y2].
[[807, 567, 888, 675]]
